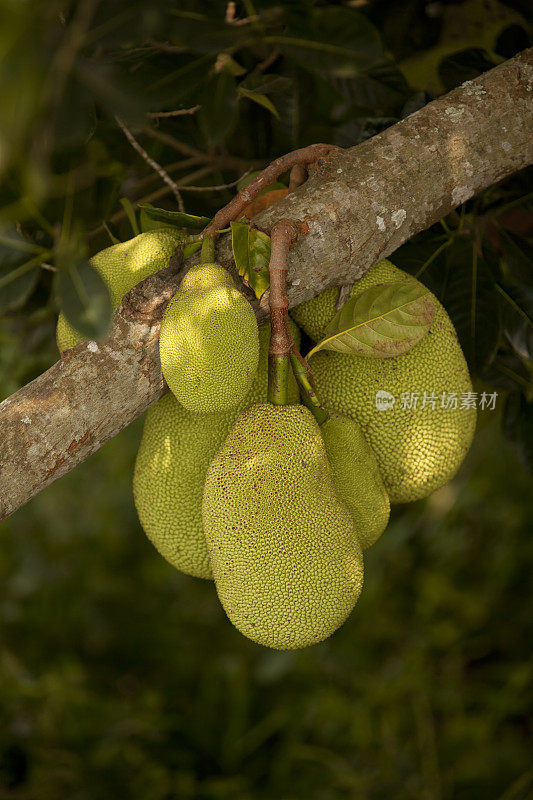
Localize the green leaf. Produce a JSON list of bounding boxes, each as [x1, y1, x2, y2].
[[332, 64, 408, 112], [496, 282, 533, 360], [119, 198, 140, 237], [237, 73, 291, 120], [76, 59, 147, 125], [499, 229, 533, 286], [482, 349, 531, 393], [102, 222, 121, 245], [272, 7, 384, 78], [238, 74, 292, 96], [170, 10, 252, 54], [438, 238, 501, 375], [198, 68, 238, 145], [398, 0, 524, 94], [502, 392, 533, 472], [388, 230, 450, 289], [438, 48, 496, 92], [0, 257, 41, 313], [220, 56, 246, 77], [238, 88, 279, 118], [0, 227, 43, 257], [138, 204, 210, 232], [151, 54, 215, 99], [231, 222, 271, 299], [55, 258, 112, 341], [308, 280, 436, 359], [0, 227, 45, 312]]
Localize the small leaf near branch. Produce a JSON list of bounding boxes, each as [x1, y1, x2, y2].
[[231, 222, 271, 299], [119, 198, 140, 236], [55, 258, 112, 341], [139, 204, 211, 232], [308, 280, 436, 359], [0, 227, 48, 312], [0, 256, 42, 313], [238, 87, 279, 118]]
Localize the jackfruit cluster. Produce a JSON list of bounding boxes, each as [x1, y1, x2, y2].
[[56, 230, 476, 651], [291, 260, 477, 503]]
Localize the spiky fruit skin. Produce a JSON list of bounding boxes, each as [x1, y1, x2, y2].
[[290, 286, 338, 342], [159, 263, 260, 413], [294, 260, 477, 503], [202, 403, 364, 650], [321, 413, 390, 549], [133, 323, 301, 580], [56, 228, 184, 352]]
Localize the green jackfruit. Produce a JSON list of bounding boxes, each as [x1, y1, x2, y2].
[[159, 263, 260, 413], [293, 260, 476, 503], [56, 227, 184, 352], [133, 322, 301, 580], [202, 403, 364, 650], [321, 413, 390, 549], [291, 285, 338, 342]]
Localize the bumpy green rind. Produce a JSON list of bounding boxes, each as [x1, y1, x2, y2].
[[159, 263, 260, 413], [202, 403, 364, 650], [321, 413, 390, 549], [293, 260, 477, 503], [133, 322, 301, 580], [290, 285, 338, 342], [56, 228, 184, 351]]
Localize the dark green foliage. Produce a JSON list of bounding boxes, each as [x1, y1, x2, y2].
[[0, 0, 530, 360]]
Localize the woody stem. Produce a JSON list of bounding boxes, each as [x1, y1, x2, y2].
[[201, 144, 334, 243], [267, 219, 300, 405]]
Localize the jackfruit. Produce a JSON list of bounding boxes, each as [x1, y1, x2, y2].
[[159, 263, 260, 413], [321, 413, 390, 549], [202, 403, 364, 649], [291, 285, 338, 342], [133, 322, 301, 580], [56, 227, 184, 351], [292, 260, 476, 503]]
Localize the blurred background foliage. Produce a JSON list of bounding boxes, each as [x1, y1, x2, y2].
[[0, 1, 532, 797]]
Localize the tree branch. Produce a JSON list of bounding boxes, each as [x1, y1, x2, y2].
[[1, 49, 532, 521]]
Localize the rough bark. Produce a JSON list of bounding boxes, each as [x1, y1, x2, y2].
[[1, 49, 532, 521]]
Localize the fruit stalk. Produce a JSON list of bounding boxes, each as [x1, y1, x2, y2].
[[267, 219, 300, 405], [289, 353, 328, 425], [200, 233, 215, 263]]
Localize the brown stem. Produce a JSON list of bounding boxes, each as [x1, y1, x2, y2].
[[267, 219, 300, 404], [268, 220, 300, 355], [203, 144, 335, 241], [288, 164, 308, 192]]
